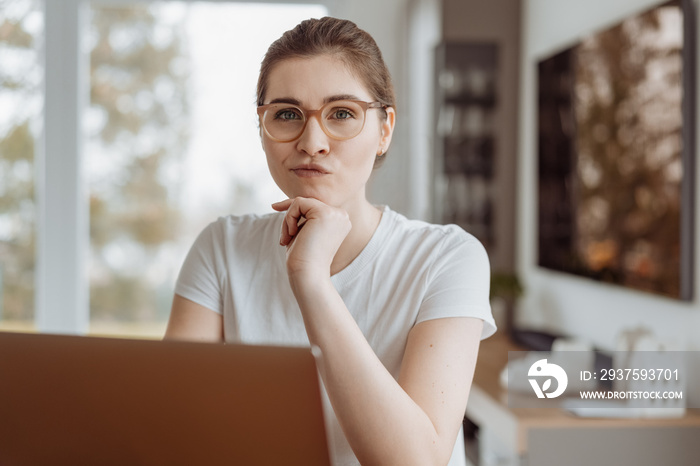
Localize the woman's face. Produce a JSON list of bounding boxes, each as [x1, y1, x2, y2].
[[260, 55, 394, 210]]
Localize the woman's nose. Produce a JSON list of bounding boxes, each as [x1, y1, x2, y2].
[[295, 114, 330, 156]]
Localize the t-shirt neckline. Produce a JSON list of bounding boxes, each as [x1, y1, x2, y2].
[[330, 205, 393, 289]]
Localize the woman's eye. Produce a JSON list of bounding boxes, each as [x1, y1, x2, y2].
[[331, 108, 355, 120], [275, 109, 302, 120]]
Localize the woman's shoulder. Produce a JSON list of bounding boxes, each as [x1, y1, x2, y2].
[[382, 206, 482, 250], [215, 210, 282, 228], [209, 210, 281, 230], [201, 211, 284, 244]]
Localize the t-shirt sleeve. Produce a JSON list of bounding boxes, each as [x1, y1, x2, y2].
[[174, 221, 225, 314], [416, 232, 497, 340]]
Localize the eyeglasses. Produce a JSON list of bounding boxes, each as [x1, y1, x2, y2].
[[257, 100, 387, 142]]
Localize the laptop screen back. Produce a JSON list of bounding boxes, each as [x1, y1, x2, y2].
[[0, 332, 331, 465]]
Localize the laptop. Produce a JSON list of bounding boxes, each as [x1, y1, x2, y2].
[[0, 331, 331, 465]]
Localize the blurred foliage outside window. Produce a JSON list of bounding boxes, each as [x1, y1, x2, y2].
[[0, 0, 42, 332], [87, 4, 191, 337]]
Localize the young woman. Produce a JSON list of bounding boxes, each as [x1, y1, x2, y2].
[[165, 17, 496, 466]]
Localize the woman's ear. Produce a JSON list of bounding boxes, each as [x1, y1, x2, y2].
[[379, 107, 396, 153]]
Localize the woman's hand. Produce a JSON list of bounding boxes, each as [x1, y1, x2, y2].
[[271, 197, 352, 279]]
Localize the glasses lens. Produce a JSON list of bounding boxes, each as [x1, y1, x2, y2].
[[321, 101, 365, 139], [263, 105, 306, 141]]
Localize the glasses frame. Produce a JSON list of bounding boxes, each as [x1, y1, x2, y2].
[[256, 100, 387, 143]]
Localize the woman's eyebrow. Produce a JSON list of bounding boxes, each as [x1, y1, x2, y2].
[[323, 94, 361, 103], [268, 97, 301, 105], [267, 94, 362, 107]]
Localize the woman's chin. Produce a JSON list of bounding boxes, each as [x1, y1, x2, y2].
[[285, 188, 334, 205]]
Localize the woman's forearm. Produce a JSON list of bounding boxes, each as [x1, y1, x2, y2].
[[289, 273, 452, 466]]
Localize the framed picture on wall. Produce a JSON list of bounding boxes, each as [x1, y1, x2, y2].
[[537, 0, 696, 300]]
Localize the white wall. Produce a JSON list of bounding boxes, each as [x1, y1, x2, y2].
[[326, 0, 416, 217], [403, 0, 442, 222], [518, 0, 700, 401]]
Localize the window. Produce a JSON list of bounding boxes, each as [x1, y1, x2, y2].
[[2, 1, 326, 338], [0, 0, 43, 333]]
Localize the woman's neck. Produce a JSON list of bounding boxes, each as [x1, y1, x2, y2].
[[330, 200, 382, 276]]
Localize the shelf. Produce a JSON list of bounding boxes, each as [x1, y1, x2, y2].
[[444, 94, 497, 107], [433, 41, 500, 249]]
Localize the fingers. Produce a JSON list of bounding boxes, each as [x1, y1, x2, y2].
[[286, 210, 299, 238], [271, 197, 353, 275], [274, 197, 313, 246], [273, 196, 350, 238], [272, 197, 313, 215], [273, 197, 314, 223], [273, 198, 296, 246], [271, 199, 293, 211], [279, 213, 291, 246]]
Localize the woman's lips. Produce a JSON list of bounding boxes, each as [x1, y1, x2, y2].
[[291, 165, 330, 178], [292, 168, 327, 177]]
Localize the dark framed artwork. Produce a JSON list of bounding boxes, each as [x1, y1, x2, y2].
[[537, 0, 696, 300]]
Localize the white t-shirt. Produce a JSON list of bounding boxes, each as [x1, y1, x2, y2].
[[175, 205, 496, 466]]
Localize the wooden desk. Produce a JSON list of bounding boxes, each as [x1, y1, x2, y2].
[[465, 334, 700, 466]]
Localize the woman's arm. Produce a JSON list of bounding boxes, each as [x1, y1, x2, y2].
[[398, 317, 482, 458], [164, 294, 224, 343], [292, 274, 482, 466], [274, 197, 483, 465]]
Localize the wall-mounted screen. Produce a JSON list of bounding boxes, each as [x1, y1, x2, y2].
[[537, 0, 696, 300]]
